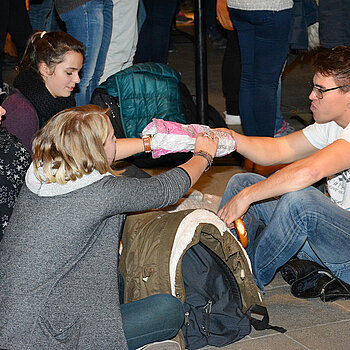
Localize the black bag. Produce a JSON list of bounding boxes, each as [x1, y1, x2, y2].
[[181, 242, 285, 349], [179, 81, 229, 129]]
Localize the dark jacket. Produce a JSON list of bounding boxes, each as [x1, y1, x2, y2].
[[318, 0, 350, 48], [101, 63, 186, 139], [2, 89, 39, 153], [119, 209, 265, 348]]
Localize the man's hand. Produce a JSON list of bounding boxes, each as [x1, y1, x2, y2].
[[217, 191, 251, 229]]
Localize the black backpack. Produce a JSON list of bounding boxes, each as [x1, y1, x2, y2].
[[181, 242, 286, 349]]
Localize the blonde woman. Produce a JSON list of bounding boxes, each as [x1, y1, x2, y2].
[[0, 104, 218, 349]]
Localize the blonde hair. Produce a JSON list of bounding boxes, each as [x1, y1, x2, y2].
[[32, 105, 114, 184]]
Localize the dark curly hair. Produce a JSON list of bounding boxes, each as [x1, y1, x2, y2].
[[312, 46, 350, 92], [17, 30, 85, 75]]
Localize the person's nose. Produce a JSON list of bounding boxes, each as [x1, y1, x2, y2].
[[309, 89, 318, 101], [73, 72, 80, 84]]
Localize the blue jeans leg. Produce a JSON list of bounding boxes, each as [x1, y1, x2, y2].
[[219, 173, 350, 291], [28, 0, 53, 31], [135, 0, 178, 63], [121, 294, 184, 350], [254, 187, 350, 290], [228, 9, 292, 136], [60, 0, 112, 106], [219, 173, 277, 268], [87, 0, 113, 100]]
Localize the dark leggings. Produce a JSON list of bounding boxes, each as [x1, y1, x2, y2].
[[135, 0, 178, 64]]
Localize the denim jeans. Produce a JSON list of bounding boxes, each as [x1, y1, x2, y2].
[[135, 0, 178, 64], [219, 173, 350, 292], [228, 8, 292, 136], [121, 294, 184, 350], [28, 0, 63, 32], [60, 0, 113, 106]]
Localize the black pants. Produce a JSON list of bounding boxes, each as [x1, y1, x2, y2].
[[0, 0, 32, 85], [135, 0, 178, 64], [221, 29, 241, 115]]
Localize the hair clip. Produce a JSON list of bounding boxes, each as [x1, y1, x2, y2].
[[40, 31, 47, 39]]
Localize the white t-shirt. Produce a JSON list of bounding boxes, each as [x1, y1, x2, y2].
[[303, 121, 350, 211]]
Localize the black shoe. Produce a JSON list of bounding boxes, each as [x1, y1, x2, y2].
[[321, 278, 350, 302], [290, 269, 350, 302], [280, 258, 325, 285], [291, 270, 333, 299]]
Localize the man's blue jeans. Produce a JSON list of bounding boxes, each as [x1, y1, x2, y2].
[[60, 0, 113, 106], [228, 8, 292, 136], [121, 294, 184, 350], [219, 173, 350, 292]]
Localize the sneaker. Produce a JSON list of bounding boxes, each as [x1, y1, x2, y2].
[[136, 340, 181, 350], [274, 121, 295, 138], [224, 111, 241, 125], [176, 11, 194, 24], [208, 26, 227, 49]]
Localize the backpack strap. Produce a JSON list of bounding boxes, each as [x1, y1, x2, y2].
[[248, 304, 287, 333]]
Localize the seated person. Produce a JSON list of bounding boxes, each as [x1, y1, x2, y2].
[[217, 46, 350, 292], [0, 104, 218, 349], [0, 105, 31, 240], [2, 30, 84, 152]]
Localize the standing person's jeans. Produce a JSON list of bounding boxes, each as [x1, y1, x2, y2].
[[60, 0, 113, 106], [219, 173, 350, 292], [121, 293, 184, 349], [28, 0, 63, 32], [135, 0, 178, 64], [228, 8, 292, 136]]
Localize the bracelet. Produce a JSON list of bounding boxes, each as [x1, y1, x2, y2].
[[193, 150, 213, 172], [142, 135, 152, 153]]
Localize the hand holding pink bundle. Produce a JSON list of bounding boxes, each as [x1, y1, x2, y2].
[[142, 119, 237, 158]]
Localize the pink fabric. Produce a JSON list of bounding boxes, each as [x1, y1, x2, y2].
[[143, 119, 237, 158]]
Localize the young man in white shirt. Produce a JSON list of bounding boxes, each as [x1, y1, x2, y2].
[[218, 46, 350, 292]]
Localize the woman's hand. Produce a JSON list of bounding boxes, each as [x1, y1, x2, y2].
[[194, 131, 219, 158]]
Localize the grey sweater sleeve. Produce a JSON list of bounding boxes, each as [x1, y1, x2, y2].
[[97, 167, 191, 215]]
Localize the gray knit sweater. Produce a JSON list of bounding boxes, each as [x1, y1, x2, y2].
[[0, 165, 190, 349], [227, 0, 293, 11]]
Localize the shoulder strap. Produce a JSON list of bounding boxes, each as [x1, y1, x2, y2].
[[248, 304, 287, 333]]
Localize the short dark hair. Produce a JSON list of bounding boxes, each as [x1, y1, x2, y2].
[[312, 46, 350, 92]]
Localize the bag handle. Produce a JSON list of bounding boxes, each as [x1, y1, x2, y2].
[[249, 304, 287, 333]]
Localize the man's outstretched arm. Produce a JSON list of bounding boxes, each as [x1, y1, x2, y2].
[[218, 138, 350, 228]]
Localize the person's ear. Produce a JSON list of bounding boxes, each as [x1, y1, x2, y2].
[[346, 90, 350, 109], [39, 62, 52, 78]]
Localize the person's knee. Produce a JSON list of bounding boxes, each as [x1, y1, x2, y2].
[[220, 173, 265, 210], [151, 294, 184, 331], [228, 173, 265, 191], [280, 187, 320, 214]]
